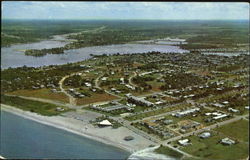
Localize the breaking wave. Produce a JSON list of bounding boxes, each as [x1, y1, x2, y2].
[[128, 146, 178, 160]]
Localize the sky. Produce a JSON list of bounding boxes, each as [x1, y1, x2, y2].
[[2, 2, 249, 20]]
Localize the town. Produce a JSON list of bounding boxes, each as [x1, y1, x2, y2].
[[1, 49, 249, 160]]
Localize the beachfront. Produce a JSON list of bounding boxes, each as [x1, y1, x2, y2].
[[1, 104, 155, 153]]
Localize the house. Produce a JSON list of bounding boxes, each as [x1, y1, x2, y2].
[[228, 108, 239, 113], [101, 77, 108, 81], [120, 78, 125, 84], [213, 114, 228, 120], [79, 94, 85, 98], [164, 119, 173, 125], [125, 84, 135, 90], [221, 138, 235, 145], [56, 107, 65, 112], [155, 101, 164, 105], [178, 139, 190, 146], [85, 82, 92, 87], [212, 103, 225, 108], [69, 88, 75, 92], [199, 132, 211, 139], [98, 120, 112, 126], [222, 101, 229, 105]]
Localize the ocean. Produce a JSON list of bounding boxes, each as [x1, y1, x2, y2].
[[0, 110, 130, 159]]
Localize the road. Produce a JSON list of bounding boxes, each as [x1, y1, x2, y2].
[[128, 72, 138, 88], [59, 74, 77, 106]]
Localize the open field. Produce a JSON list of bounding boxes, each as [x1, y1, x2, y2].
[[76, 93, 117, 105], [177, 133, 249, 160], [1, 95, 71, 116], [214, 119, 249, 142], [7, 88, 69, 103]]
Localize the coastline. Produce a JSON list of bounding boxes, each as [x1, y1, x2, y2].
[[1, 104, 154, 154]]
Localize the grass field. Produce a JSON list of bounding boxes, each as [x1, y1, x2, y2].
[[214, 119, 249, 142], [1, 94, 71, 116], [7, 88, 69, 103], [76, 93, 117, 105], [178, 131, 249, 160]]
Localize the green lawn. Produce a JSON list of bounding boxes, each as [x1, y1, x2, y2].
[[180, 133, 249, 160], [1, 94, 71, 116], [214, 119, 249, 142]]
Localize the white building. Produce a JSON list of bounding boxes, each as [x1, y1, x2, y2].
[[213, 114, 228, 120], [174, 108, 200, 118], [85, 82, 92, 87], [228, 108, 239, 113], [199, 132, 211, 139], [98, 120, 112, 126], [221, 138, 235, 145], [178, 139, 190, 146]]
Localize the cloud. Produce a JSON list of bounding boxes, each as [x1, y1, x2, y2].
[[2, 2, 249, 20]]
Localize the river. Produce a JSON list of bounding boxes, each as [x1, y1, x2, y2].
[[1, 34, 189, 69]]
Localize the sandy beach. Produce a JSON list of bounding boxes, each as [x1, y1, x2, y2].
[[1, 104, 155, 154]]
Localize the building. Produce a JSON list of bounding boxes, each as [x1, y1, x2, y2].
[[228, 108, 239, 113], [55, 107, 65, 112], [98, 120, 112, 126], [85, 82, 92, 87], [181, 121, 200, 130], [221, 138, 235, 145], [174, 108, 200, 118], [222, 101, 229, 105], [178, 139, 190, 146], [101, 77, 108, 81], [163, 119, 173, 125], [125, 84, 135, 90], [91, 104, 129, 112], [126, 94, 155, 107], [213, 114, 228, 120], [212, 103, 225, 108], [199, 132, 211, 139]]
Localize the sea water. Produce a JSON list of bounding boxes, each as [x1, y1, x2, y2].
[[0, 111, 130, 159]]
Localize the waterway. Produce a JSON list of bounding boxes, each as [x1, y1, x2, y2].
[[1, 35, 189, 69], [0, 110, 130, 159]]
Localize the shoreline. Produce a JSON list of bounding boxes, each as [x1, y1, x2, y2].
[[1, 104, 144, 154]]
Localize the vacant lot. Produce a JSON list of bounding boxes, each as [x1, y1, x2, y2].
[[1, 95, 71, 116], [179, 132, 249, 160], [214, 119, 249, 142], [76, 93, 117, 105], [8, 88, 69, 103]]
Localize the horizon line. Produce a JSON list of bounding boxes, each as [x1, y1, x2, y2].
[[2, 18, 249, 21]]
